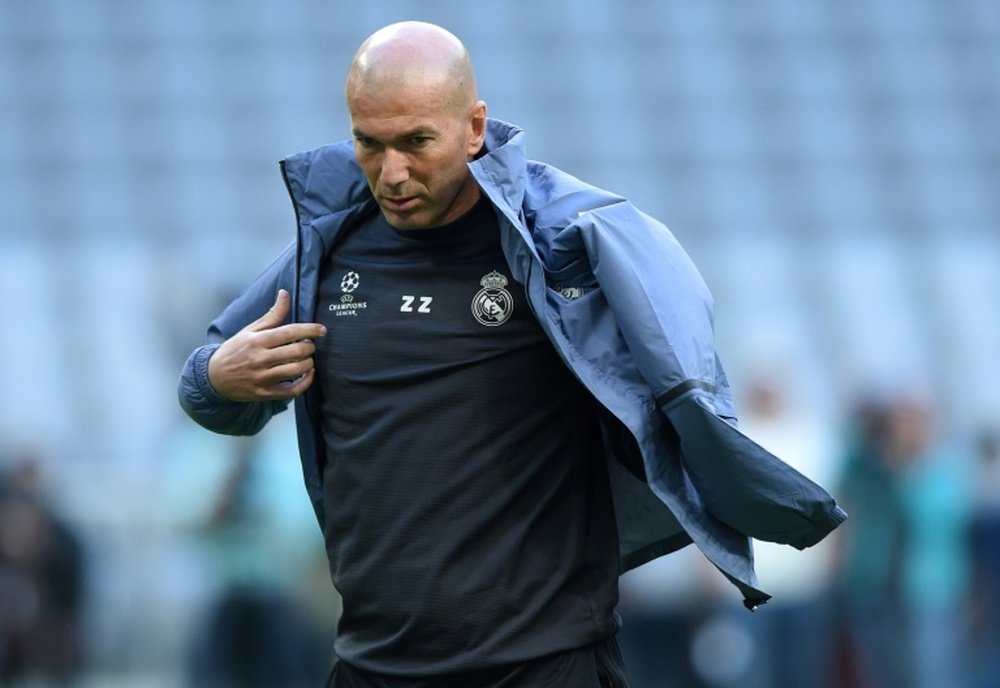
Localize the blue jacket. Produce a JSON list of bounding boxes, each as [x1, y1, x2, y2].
[[178, 119, 846, 609]]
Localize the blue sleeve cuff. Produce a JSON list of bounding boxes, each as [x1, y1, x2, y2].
[[191, 343, 228, 404]]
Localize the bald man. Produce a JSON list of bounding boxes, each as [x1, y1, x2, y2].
[[180, 20, 845, 688]]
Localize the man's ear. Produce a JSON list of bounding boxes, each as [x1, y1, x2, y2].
[[467, 100, 487, 156]]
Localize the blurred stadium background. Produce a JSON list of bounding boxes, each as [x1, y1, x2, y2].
[[1, 1, 998, 686]]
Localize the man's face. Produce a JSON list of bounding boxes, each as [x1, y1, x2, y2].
[[348, 79, 486, 230]]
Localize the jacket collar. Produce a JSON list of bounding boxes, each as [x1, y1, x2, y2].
[[281, 118, 528, 228], [469, 119, 527, 218], [280, 140, 371, 228]]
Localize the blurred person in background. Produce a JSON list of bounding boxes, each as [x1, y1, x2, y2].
[[615, 550, 714, 688], [0, 447, 86, 686], [835, 386, 971, 688], [736, 373, 842, 688], [154, 289, 339, 688], [618, 371, 845, 688], [160, 290, 336, 688], [618, 553, 764, 688], [968, 426, 1000, 688], [178, 21, 845, 687], [178, 430, 334, 688]]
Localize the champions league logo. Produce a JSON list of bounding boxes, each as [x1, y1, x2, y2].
[[330, 270, 367, 316], [339, 271, 361, 304], [340, 271, 360, 297], [471, 270, 513, 326]]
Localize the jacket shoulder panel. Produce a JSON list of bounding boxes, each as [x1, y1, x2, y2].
[[523, 161, 626, 234]]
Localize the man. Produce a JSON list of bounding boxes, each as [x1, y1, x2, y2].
[[179, 21, 846, 687]]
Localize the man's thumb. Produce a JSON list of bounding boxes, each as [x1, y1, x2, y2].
[[252, 289, 290, 330]]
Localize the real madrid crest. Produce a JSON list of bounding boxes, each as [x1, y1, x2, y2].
[[471, 270, 514, 326]]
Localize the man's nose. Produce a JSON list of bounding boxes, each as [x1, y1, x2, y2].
[[379, 149, 409, 187]]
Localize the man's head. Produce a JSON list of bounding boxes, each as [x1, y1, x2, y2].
[[346, 22, 487, 230]]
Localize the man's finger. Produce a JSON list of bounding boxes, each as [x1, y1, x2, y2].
[[258, 358, 315, 387], [260, 339, 316, 365], [249, 289, 292, 332], [257, 322, 327, 348], [258, 367, 316, 399]]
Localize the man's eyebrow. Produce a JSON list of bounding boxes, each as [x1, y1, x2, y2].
[[351, 127, 437, 142]]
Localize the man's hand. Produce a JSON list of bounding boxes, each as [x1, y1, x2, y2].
[[207, 289, 326, 401]]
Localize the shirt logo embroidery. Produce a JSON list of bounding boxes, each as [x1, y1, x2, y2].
[[329, 270, 368, 317], [340, 271, 360, 294], [471, 271, 514, 327]]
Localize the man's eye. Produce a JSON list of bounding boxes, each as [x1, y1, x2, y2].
[[356, 137, 377, 149], [408, 136, 431, 147]]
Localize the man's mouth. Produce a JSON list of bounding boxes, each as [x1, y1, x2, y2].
[[382, 195, 419, 211]]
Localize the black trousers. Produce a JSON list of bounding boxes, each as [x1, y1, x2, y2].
[[325, 636, 630, 688]]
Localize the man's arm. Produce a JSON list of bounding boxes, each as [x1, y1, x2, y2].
[[179, 341, 281, 436], [178, 245, 325, 436], [568, 202, 846, 548], [179, 289, 324, 435], [206, 289, 324, 402]]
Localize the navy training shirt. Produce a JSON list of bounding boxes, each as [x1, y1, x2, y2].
[[313, 194, 620, 676]]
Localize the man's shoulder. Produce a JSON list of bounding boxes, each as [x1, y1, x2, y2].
[[523, 160, 628, 233]]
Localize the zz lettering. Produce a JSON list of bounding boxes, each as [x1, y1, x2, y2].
[[400, 295, 433, 313]]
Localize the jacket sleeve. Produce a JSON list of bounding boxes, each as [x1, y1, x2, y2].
[[177, 242, 297, 436], [569, 202, 846, 548]]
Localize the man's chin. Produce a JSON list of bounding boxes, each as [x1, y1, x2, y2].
[[379, 206, 435, 230]]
